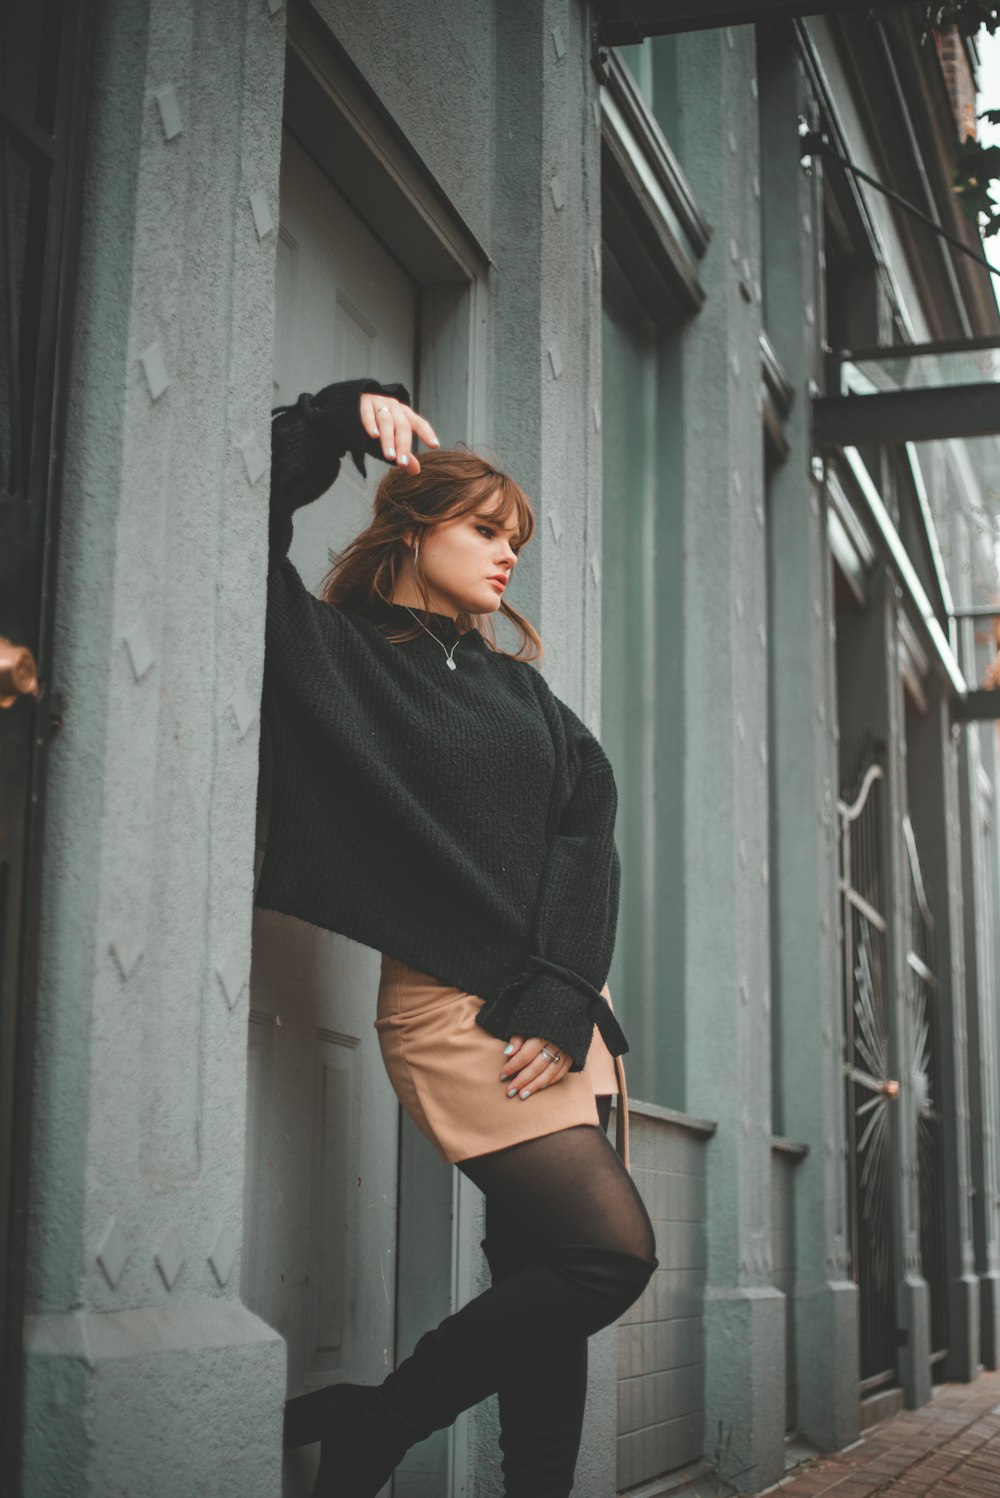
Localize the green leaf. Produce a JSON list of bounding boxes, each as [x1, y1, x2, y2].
[[920, 2, 1000, 40]]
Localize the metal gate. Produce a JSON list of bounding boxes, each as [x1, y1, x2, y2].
[[903, 815, 948, 1369], [838, 752, 898, 1392]]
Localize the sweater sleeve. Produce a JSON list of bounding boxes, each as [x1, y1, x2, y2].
[[474, 696, 627, 1072], [269, 377, 411, 561]]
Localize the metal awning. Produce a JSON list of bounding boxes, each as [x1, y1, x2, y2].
[[815, 338, 1000, 447], [832, 410, 1000, 725], [596, 0, 904, 43]]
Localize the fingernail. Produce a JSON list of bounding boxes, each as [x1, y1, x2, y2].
[[430, 434, 440, 447], [399, 453, 409, 465], [503, 1044, 514, 1055], [499, 1073, 508, 1081], [507, 1087, 518, 1098], [520, 1089, 531, 1100], [386, 446, 395, 458]]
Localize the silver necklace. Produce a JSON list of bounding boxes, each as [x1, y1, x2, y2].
[[405, 607, 461, 671]]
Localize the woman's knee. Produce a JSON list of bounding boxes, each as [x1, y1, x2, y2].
[[543, 1242, 658, 1334]]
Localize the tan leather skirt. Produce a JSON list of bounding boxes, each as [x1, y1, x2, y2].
[[374, 956, 630, 1170]]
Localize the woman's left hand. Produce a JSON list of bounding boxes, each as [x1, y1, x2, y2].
[[498, 1034, 574, 1099], [359, 391, 438, 474]]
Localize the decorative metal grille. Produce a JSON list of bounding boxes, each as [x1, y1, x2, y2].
[[903, 815, 948, 1367], [839, 751, 898, 1391]]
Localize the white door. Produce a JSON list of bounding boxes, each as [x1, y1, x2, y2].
[[244, 129, 417, 1491]]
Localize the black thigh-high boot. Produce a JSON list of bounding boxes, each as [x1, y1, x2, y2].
[[286, 1120, 657, 1498], [476, 1096, 618, 1497], [286, 1240, 655, 1498], [480, 1232, 589, 1498]]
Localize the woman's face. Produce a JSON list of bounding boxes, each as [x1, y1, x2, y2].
[[413, 501, 521, 617]]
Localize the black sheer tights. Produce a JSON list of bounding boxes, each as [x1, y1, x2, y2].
[[293, 1103, 657, 1498], [462, 1101, 655, 1262], [451, 1104, 657, 1497]]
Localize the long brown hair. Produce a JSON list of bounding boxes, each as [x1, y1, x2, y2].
[[320, 449, 542, 661]]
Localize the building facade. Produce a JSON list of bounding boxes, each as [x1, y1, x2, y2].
[[5, 1, 1000, 1494]]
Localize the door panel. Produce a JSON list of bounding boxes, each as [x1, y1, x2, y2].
[[244, 129, 417, 1428]]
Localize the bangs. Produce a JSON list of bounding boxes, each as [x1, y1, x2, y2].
[[473, 473, 535, 551]]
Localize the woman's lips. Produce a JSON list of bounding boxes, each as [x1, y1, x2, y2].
[[488, 576, 507, 590]]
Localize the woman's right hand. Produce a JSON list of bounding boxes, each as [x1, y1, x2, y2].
[[360, 391, 439, 474]]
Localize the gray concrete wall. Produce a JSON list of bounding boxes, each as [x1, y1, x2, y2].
[[663, 24, 785, 1494], [759, 30, 860, 1456], [771, 1144, 805, 1434], [23, 0, 287, 1491]]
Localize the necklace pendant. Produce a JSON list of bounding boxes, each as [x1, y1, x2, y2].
[[446, 658, 457, 671]]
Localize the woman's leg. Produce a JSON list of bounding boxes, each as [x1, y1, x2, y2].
[[292, 1116, 655, 1498], [480, 1094, 617, 1496]]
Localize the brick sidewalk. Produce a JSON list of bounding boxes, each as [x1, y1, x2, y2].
[[756, 1370, 1000, 1496]]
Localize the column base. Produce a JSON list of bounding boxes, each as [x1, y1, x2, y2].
[[944, 1272, 980, 1382], [978, 1270, 1000, 1370], [792, 1278, 859, 1453], [897, 1272, 932, 1411], [704, 1284, 785, 1494], [23, 1295, 285, 1498]]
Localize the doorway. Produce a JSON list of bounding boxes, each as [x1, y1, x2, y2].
[[244, 127, 417, 1404], [243, 18, 488, 1494]]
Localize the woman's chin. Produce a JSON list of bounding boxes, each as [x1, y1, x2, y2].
[[456, 592, 504, 616]]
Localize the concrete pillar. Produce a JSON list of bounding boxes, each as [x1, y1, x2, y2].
[[670, 26, 785, 1494], [22, 1, 287, 1492], [758, 30, 860, 1454], [836, 571, 931, 1411], [905, 690, 979, 1381], [980, 726, 1000, 1369], [958, 699, 1000, 1369]]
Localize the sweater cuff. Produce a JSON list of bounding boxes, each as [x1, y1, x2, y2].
[[302, 378, 412, 476], [476, 962, 629, 1073]]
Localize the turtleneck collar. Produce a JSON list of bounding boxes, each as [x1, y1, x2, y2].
[[352, 596, 484, 645]]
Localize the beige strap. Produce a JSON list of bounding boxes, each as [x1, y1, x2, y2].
[[613, 1054, 631, 1174]]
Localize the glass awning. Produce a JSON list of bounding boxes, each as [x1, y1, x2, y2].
[[819, 342, 1000, 721], [815, 339, 1000, 447], [596, 0, 904, 42]]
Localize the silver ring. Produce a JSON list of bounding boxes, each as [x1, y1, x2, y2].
[[376, 405, 391, 415], [541, 1047, 561, 1064]]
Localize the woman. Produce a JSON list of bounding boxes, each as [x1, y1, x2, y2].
[[261, 377, 658, 1497]]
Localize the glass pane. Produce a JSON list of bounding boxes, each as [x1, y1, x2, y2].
[[616, 43, 653, 102], [842, 344, 1000, 395], [0, 133, 50, 497], [909, 435, 1000, 636], [0, 0, 63, 135], [0, 0, 61, 496]]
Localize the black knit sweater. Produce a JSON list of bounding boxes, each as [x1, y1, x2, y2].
[[256, 378, 626, 1070]]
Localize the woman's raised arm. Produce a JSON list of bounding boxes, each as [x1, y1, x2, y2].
[[268, 378, 438, 561]]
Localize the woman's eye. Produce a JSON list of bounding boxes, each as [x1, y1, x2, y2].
[[477, 525, 494, 538]]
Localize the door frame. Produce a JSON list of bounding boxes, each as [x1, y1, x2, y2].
[[272, 8, 490, 1491], [1, 6, 95, 1490]]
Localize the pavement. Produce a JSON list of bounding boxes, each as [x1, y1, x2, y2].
[[758, 1370, 1000, 1497]]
